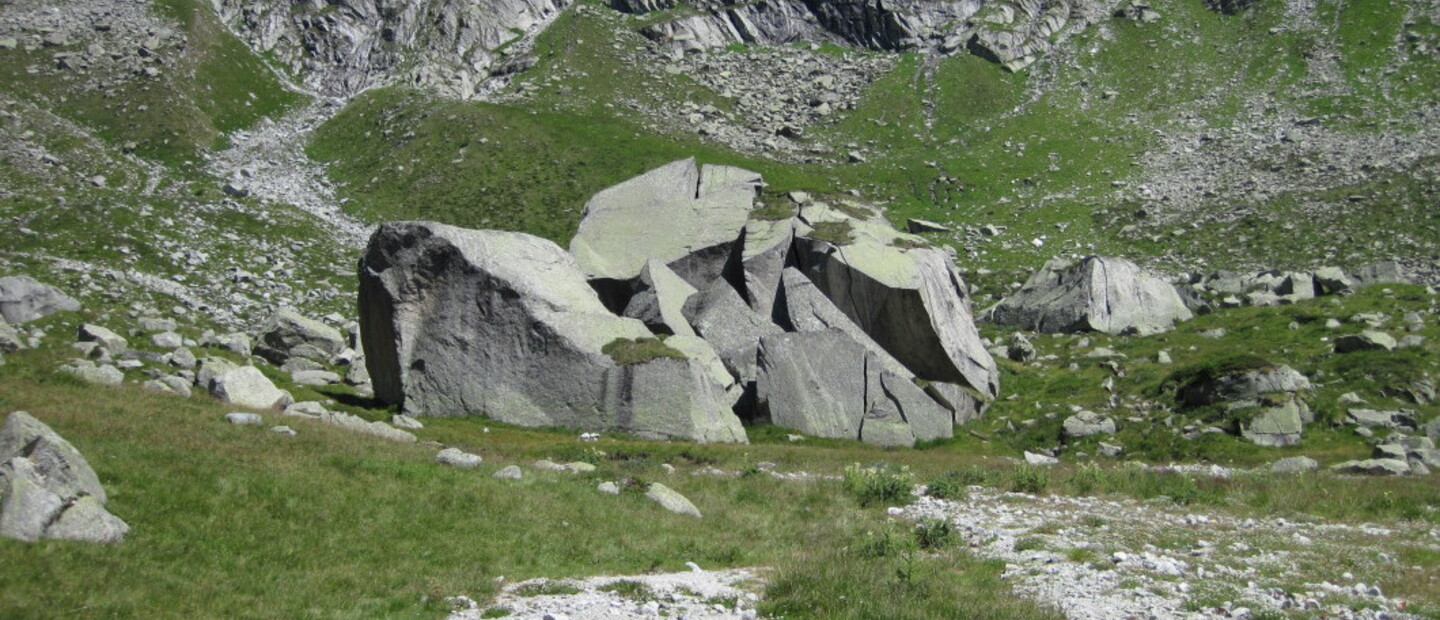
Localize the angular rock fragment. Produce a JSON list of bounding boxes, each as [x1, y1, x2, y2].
[[0, 412, 127, 543], [569, 158, 760, 289], [0, 276, 80, 324], [1175, 363, 1312, 447], [209, 366, 294, 411], [986, 256, 1192, 336], [622, 259, 698, 337], [255, 309, 347, 364], [795, 205, 997, 397]]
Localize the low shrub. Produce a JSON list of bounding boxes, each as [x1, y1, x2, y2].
[[914, 518, 958, 550], [843, 463, 915, 508]]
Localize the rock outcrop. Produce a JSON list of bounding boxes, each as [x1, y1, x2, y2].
[[986, 256, 1194, 335], [0, 276, 80, 325], [569, 158, 761, 291], [633, 0, 1092, 72], [1176, 363, 1313, 447], [359, 161, 994, 447], [357, 221, 746, 443], [793, 203, 999, 397], [254, 309, 347, 364], [0, 411, 128, 543], [211, 0, 572, 98]]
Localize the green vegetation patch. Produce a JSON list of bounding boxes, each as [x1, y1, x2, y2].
[[807, 221, 856, 245], [602, 337, 688, 366]]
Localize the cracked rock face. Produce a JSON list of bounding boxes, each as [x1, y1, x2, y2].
[[0, 411, 128, 544], [985, 255, 1194, 336], [357, 221, 747, 443], [211, 0, 572, 98]]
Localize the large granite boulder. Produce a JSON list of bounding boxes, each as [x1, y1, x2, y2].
[[1176, 362, 1312, 447], [986, 256, 1193, 335], [255, 309, 347, 364], [755, 329, 951, 447], [1, 411, 128, 543], [569, 158, 761, 290], [0, 276, 80, 325], [358, 222, 745, 443], [792, 203, 998, 397]]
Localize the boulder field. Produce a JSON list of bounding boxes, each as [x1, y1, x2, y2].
[[358, 158, 1008, 446]]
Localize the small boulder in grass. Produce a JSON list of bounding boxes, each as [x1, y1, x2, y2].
[[493, 465, 523, 479], [436, 448, 482, 469], [645, 483, 701, 518], [224, 412, 263, 426]]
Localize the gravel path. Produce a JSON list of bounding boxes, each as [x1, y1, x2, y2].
[[445, 568, 764, 620], [900, 484, 1436, 619]]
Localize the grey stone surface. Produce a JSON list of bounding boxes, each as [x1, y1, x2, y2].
[[646, 483, 702, 518], [436, 448, 483, 468], [208, 366, 294, 410], [1331, 458, 1411, 476], [360, 222, 746, 443], [923, 382, 989, 426], [195, 356, 240, 390], [755, 329, 949, 446], [391, 414, 424, 429], [1063, 411, 1116, 439], [0, 320, 22, 353], [1269, 456, 1319, 474], [570, 158, 759, 287], [0, 275, 80, 324], [986, 256, 1193, 336], [1334, 331, 1398, 353], [225, 412, 264, 426], [795, 215, 998, 397], [756, 330, 867, 440], [682, 279, 783, 386], [1345, 409, 1417, 430], [1177, 364, 1312, 446], [494, 465, 523, 479], [62, 363, 124, 386], [77, 324, 128, 352], [0, 412, 126, 543], [291, 369, 341, 386], [255, 309, 346, 364], [622, 259, 698, 337], [317, 410, 417, 443], [1, 411, 107, 503], [739, 216, 794, 318], [775, 267, 909, 378], [599, 357, 748, 443]]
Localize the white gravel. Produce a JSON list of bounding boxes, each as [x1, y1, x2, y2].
[[445, 567, 764, 620], [899, 486, 1435, 619]]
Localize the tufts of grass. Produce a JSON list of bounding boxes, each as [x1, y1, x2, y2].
[[913, 518, 958, 550], [597, 580, 656, 601], [807, 221, 856, 245], [842, 463, 915, 508], [601, 337, 688, 366]]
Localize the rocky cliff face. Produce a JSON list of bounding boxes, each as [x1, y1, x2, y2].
[[209, 0, 572, 98], [635, 0, 1113, 71]]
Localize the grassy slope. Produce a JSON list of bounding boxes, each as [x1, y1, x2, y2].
[[973, 284, 1440, 465], [311, 0, 1438, 283], [0, 347, 1058, 620], [1, 338, 1437, 617]]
